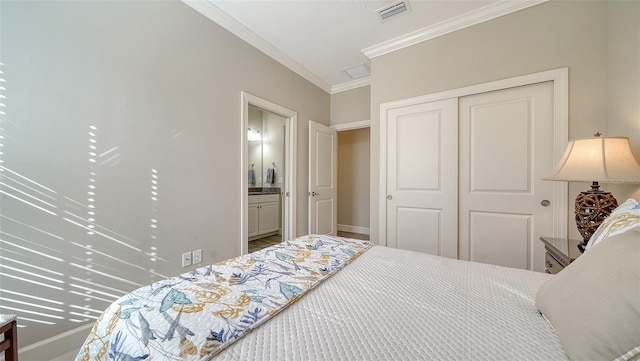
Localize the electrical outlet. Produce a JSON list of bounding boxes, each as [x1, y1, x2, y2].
[[192, 249, 202, 265], [181, 252, 192, 267]]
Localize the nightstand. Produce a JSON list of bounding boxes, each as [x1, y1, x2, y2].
[[539, 236, 583, 274], [0, 314, 17, 361]]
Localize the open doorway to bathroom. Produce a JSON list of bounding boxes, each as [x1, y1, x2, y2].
[[241, 92, 297, 255], [247, 105, 286, 252]]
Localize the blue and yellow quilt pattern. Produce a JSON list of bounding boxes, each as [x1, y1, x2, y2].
[[76, 235, 372, 361]]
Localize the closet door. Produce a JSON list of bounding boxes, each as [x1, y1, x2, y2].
[[458, 82, 555, 271], [385, 98, 458, 257]]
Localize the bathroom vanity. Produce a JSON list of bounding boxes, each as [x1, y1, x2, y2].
[[248, 189, 281, 240]]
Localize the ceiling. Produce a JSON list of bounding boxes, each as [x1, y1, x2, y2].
[[183, 0, 545, 93]]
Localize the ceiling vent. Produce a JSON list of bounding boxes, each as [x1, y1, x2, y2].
[[344, 63, 370, 79], [376, 1, 410, 21]]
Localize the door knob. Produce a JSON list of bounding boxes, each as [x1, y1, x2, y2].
[[387, 195, 393, 200], [311, 192, 319, 196], [541, 199, 551, 207]]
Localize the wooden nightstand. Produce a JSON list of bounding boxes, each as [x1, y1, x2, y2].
[[539, 236, 583, 274], [0, 314, 17, 361]]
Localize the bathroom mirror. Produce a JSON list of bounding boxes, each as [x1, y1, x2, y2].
[[247, 105, 286, 189], [248, 105, 263, 187]]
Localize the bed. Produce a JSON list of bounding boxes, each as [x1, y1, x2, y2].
[[76, 204, 640, 361]]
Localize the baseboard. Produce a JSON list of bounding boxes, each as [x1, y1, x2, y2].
[[19, 323, 92, 361], [337, 224, 370, 235]]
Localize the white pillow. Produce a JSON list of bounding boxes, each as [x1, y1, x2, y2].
[[536, 230, 640, 361], [585, 198, 640, 252]]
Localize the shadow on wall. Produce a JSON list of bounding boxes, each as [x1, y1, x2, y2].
[[0, 121, 175, 347]]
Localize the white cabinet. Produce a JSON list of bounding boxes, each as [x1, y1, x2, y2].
[[248, 194, 280, 239], [248, 201, 260, 238], [259, 201, 279, 234]]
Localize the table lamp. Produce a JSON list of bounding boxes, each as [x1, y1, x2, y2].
[[545, 132, 640, 251]]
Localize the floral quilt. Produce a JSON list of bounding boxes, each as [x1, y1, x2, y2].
[[76, 235, 372, 361]]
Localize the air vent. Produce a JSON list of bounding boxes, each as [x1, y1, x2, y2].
[[376, 1, 410, 20], [344, 64, 370, 79]]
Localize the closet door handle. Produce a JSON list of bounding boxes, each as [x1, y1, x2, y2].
[[387, 195, 393, 200]]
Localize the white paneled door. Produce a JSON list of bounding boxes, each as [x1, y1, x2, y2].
[[458, 82, 555, 271], [385, 98, 459, 257], [309, 121, 337, 235]]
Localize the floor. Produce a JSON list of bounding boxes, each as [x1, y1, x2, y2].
[[248, 234, 283, 253], [337, 231, 370, 240], [248, 231, 370, 253]]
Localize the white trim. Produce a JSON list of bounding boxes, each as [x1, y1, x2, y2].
[[287, 113, 298, 241], [379, 68, 569, 108], [551, 69, 569, 239], [331, 120, 371, 132], [379, 67, 569, 246], [363, 0, 547, 59], [330, 77, 371, 94], [183, 0, 331, 93], [241, 92, 297, 256], [19, 323, 92, 360], [337, 224, 370, 235]]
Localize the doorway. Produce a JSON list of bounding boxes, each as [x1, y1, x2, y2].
[[241, 92, 297, 255], [306, 119, 372, 240], [247, 105, 286, 252], [334, 120, 372, 240], [337, 128, 370, 238]]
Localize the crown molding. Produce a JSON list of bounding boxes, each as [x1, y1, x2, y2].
[[362, 0, 548, 59], [182, 0, 332, 93], [330, 76, 371, 94]]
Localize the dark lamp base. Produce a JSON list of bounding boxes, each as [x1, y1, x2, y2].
[[577, 241, 588, 253], [574, 187, 618, 252]]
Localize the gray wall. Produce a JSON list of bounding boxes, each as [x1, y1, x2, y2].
[[369, 0, 639, 243], [330, 86, 371, 124], [0, 0, 329, 349], [607, 1, 640, 202]]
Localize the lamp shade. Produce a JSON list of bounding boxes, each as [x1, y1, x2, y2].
[[545, 136, 640, 183]]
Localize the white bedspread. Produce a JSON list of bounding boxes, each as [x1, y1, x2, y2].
[[213, 244, 567, 360]]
